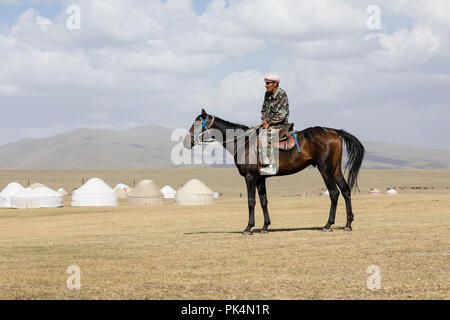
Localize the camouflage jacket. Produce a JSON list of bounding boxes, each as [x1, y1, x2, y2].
[[261, 87, 289, 127]]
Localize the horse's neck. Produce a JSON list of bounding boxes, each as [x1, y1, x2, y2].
[[211, 117, 249, 154], [212, 117, 248, 136]]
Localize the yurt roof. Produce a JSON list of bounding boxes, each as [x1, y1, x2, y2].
[[30, 183, 46, 189], [0, 182, 25, 196], [387, 188, 398, 194], [178, 179, 213, 195], [161, 185, 176, 193], [12, 187, 61, 198], [370, 188, 381, 193], [128, 180, 162, 197], [32, 187, 62, 197], [73, 178, 115, 194]]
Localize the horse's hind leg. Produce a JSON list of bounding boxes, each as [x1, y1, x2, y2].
[[318, 165, 340, 232], [256, 177, 271, 234], [335, 171, 354, 231]]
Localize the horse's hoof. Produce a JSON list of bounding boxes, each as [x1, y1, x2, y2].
[[242, 231, 253, 235], [344, 227, 352, 232], [322, 227, 333, 232], [260, 230, 268, 234]]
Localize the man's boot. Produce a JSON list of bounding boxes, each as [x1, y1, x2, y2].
[[260, 163, 278, 175]]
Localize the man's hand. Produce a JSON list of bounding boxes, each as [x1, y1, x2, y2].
[[262, 121, 269, 129]]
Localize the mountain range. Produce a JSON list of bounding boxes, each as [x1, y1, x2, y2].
[[0, 125, 449, 169]]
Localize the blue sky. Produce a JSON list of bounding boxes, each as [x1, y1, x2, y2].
[[0, 1, 60, 25], [0, 0, 449, 148]]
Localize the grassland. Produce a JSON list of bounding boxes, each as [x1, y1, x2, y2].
[[0, 168, 449, 299]]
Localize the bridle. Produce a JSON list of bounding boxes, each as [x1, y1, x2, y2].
[[190, 114, 261, 156], [189, 114, 215, 145]]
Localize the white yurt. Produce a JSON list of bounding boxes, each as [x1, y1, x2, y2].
[[114, 183, 131, 199], [31, 187, 63, 208], [0, 182, 25, 208], [58, 188, 69, 196], [176, 179, 214, 206], [160, 185, 176, 199], [387, 188, 398, 195], [10, 187, 63, 209], [370, 188, 382, 195], [127, 180, 163, 205], [30, 183, 46, 189], [10, 188, 40, 208], [71, 178, 118, 207]]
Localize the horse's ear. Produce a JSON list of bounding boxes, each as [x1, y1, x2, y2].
[[201, 108, 206, 117]]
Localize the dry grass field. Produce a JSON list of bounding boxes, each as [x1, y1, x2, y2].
[[0, 168, 449, 300]]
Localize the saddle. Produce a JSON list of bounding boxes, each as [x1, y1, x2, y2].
[[273, 134, 298, 151], [258, 123, 300, 152], [277, 123, 295, 141]]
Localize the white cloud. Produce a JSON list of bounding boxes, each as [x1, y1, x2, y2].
[[36, 16, 53, 30], [73, 0, 166, 43], [387, 0, 450, 29], [192, 70, 265, 117], [119, 50, 226, 73], [0, 46, 118, 88], [367, 25, 441, 71], [0, 0, 449, 148], [275, 36, 379, 60], [0, 84, 20, 95]]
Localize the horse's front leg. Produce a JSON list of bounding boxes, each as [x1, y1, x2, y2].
[[243, 175, 256, 235], [256, 177, 271, 234]]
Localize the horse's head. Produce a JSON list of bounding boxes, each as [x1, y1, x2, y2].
[[183, 108, 215, 149]]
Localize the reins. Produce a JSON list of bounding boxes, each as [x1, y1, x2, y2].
[[192, 118, 261, 156]]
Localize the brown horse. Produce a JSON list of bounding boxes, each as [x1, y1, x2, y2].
[[184, 109, 365, 234]]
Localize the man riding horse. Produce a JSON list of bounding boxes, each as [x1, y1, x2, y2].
[[260, 74, 289, 175], [185, 74, 364, 234]]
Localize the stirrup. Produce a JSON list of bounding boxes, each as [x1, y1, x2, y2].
[[260, 164, 278, 175]]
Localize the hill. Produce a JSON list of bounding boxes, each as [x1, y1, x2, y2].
[[0, 126, 449, 169]]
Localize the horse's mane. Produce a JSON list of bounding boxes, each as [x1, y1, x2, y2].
[[212, 115, 250, 131]]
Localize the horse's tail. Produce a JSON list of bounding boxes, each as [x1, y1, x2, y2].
[[337, 129, 365, 192]]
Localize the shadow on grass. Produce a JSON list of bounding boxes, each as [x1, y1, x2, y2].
[[185, 226, 346, 235]]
